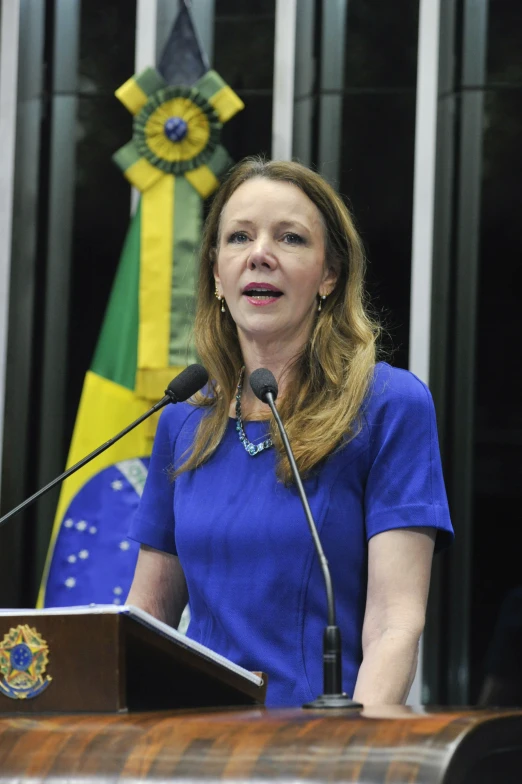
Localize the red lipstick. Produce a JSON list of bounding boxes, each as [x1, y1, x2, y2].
[[242, 282, 283, 306]]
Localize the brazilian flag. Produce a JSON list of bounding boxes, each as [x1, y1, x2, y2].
[[38, 2, 243, 608], [37, 210, 155, 607]]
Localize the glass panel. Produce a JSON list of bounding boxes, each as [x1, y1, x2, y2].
[[215, 0, 274, 13], [486, 0, 522, 86], [214, 0, 275, 161], [344, 0, 419, 89], [221, 94, 273, 159], [339, 93, 416, 368], [308, 0, 422, 367], [78, 0, 137, 95], [471, 87, 522, 703], [214, 7, 275, 90]]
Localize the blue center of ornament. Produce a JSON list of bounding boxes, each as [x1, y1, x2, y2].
[[10, 643, 33, 671], [164, 117, 188, 142]]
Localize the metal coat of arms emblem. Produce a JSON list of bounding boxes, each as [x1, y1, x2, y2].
[[0, 625, 52, 699]]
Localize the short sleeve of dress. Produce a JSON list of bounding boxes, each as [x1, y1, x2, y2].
[[364, 365, 454, 551], [128, 406, 177, 554]]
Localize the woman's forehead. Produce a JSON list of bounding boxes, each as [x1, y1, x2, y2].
[[221, 177, 322, 227]]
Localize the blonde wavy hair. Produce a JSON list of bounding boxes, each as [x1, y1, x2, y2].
[[177, 157, 379, 483]]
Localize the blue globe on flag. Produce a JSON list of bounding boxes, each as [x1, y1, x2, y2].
[[44, 458, 149, 608]]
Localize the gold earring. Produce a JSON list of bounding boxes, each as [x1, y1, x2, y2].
[[215, 287, 225, 313], [317, 294, 327, 312]]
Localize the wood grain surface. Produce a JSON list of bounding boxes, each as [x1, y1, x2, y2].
[[0, 706, 521, 783]]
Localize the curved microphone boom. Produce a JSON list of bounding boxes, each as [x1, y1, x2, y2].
[[249, 367, 362, 710], [0, 364, 209, 529]]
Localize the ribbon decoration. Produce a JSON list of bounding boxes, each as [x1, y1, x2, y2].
[[113, 67, 244, 409]]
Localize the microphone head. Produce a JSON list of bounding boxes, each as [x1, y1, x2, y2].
[[250, 368, 278, 403], [165, 364, 209, 403]]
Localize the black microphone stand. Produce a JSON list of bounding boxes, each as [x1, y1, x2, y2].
[[262, 389, 362, 710], [0, 394, 173, 530], [0, 364, 208, 529]]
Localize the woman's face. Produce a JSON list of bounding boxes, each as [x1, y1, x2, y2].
[[213, 178, 337, 348]]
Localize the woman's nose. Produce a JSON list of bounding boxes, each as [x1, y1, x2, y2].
[[247, 238, 277, 269]]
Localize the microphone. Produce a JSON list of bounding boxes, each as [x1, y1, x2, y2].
[[0, 363, 209, 529], [250, 367, 362, 710], [164, 363, 209, 404]]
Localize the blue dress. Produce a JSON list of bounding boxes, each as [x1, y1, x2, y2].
[[129, 363, 453, 706]]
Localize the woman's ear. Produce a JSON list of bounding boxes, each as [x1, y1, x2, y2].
[[212, 250, 222, 294], [321, 263, 338, 297]]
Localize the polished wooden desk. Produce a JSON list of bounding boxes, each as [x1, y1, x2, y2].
[[1, 610, 520, 781], [0, 705, 521, 784]]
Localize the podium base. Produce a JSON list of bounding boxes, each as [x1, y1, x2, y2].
[[303, 693, 363, 709]]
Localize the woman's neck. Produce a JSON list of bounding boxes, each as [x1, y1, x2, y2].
[[236, 337, 303, 419]]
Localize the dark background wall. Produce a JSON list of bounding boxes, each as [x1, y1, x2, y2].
[[337, 0, 420, 369], [68, 0, 138, 443], [470, 0, 522, 703], [216, 0, 275, 161]]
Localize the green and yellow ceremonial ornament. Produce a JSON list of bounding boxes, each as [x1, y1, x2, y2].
[[113, 67, 244, 403]]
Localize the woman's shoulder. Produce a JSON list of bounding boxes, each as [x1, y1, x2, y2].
[[371, 361, 430, 398], [364, 362, 433, 419], [157, 400, 207, 444]]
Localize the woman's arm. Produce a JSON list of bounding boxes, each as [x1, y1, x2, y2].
[[126, 544, 189, 628], [352, 526, 436, 705]]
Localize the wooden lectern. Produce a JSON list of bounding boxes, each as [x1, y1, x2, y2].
[[0, 606, 266, 712], [1, 607, 522, 783]]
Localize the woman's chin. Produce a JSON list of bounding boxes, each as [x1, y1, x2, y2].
[[235, 315, 314, 347]]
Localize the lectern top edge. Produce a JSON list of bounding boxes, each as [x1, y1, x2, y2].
[[0, 604, 264, 688]]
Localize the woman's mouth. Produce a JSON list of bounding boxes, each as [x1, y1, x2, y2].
[[242, 284, 283, 305]]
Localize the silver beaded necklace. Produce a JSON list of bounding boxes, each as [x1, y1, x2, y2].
[[235, 367, 273, 456]]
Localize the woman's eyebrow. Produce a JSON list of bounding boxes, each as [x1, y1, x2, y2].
[[221, 218, 313, 237], [224, 219, 310, 229], [277, 220, 310, 232], [225, 218, 256, 227]]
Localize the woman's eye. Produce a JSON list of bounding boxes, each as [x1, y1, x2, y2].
[[228, 231, 249, 244], [282, 233, 305, 245]]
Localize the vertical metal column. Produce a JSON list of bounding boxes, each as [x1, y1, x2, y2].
[[447, 0, 488, 705], [292, 0, 316, 167], [136, 0, 160, 72], [407, 0, 442, 705], [34, 0, 81, 588], [0, 0, 21, 491], [318, 0, 348, 186], [132, 0, 160, 214], [0, 0, 46, 605], [272, 0, 297, 160], [423, 0, 458, 706], [409, 0, 442, 385]]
